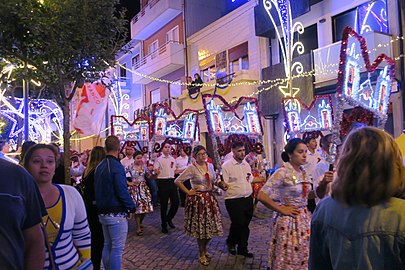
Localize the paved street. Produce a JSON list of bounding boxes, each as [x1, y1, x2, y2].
[[122, 194, 272, 270]]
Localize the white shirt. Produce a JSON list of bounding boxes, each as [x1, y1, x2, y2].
[[304, 149, 321, 180], [222, 158, 253, 200], [174, 155, 189, 172], [223, 152, 234, 162], [121, 156, 134, 177], [154, 155, 176, 179]]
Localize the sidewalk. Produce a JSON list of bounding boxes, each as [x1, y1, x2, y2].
[[122, 194, 272, 269]]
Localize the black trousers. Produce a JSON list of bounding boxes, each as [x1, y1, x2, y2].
[[157, 178, 179, 228], [178, 179, 191, 207], [85, 204, 104, 270], [225, 196, 254, 252]]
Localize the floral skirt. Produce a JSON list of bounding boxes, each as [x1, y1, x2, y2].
[[184, 191, 223, 239], [267, 207, 311, 270], [128, 181, 154, 214]]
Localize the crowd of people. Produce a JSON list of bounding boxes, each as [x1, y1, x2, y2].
[[1, 126, 405, 269]]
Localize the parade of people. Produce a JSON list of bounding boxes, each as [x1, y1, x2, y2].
[[1, 0, 405, 269]]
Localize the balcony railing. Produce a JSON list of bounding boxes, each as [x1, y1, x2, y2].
[[131, 0, 160, 24], [133, 41, 183, 70]]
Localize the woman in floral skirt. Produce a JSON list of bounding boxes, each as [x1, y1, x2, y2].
[[258, 138, 311, 269], [127, 150, 154, 236], [175, 145, 223, 266]]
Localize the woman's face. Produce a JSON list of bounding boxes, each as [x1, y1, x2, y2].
[[195, 149, 207, 163], [134, 154, 143, 166], [27, 148, 56, 184], [288, 143, 307, 167]]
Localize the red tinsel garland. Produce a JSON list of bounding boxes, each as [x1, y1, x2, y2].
[[339, 107, 374, 138]]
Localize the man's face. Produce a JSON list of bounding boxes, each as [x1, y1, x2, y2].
[[232, 146, 246, 162], [162, 144, 171, 155], [125, 146, 135, 157], [307, 139, 317, 151]]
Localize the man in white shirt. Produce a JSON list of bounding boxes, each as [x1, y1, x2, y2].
[[121, 144, 135, 181], [174, 148, 190, 207], [220, 141, 254, 258], [154, 143, 178, 233], [313, 134, 334, 201]]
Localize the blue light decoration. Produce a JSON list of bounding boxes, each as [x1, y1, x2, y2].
[[340, 41, 393, 118], [244, 102, 262, 134], [154, 108, 167, 137], [0, 95, 64, 147], [183, 114, 196, 140], [358, 0, 388, 35], [206, 100, 225, 135], [282, 95, 334, 136]]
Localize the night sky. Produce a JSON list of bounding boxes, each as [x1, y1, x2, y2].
[[119, 0, 141, 41]]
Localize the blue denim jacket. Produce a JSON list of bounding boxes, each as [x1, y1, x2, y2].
[[94, 155, 135, 214], [309, 196, 405, 270]]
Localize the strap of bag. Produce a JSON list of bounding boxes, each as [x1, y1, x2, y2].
[[41, 223, 56, 270]]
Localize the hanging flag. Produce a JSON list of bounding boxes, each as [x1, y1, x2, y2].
[[73, 82, 108, 135]]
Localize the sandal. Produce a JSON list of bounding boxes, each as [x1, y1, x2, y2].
[[136, 230, 143, 236], [199, 256, 209, 266], [205, 252, 211, 259]]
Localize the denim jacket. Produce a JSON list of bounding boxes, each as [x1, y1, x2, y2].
[[309, 196, 405, 270], [94, 155, 135, 214]]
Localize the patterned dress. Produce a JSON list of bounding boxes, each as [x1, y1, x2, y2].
[[175, 162, 223, 239], [261, 162, 312, 270], [128, 166, 154, 214]]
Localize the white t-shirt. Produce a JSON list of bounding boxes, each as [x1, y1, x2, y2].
[[121, 156, 134, 177], [174, 155, 189, 172], [304, 149, 322, 180]]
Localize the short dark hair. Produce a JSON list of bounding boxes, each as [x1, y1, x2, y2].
[[193, 145, 206, 157], [105, 136, 120, 152], [231, 141, 244, 150], [320, 134, 332, 151], [21, 141, 37, 162]]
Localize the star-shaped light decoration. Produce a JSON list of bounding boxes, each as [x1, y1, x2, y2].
[[278, 82, 300, 97]]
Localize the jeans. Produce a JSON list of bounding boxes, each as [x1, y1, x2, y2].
[[98, 215, 128, 270]]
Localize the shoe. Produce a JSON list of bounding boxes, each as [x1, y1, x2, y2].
[[161, 227, 168, 234], [199, 256, 209, 266], [237, 250, 254, 258], [205, 252, 211, 259], [136, 230, 143, 236], [167, 220, 176, 229], [226, 241, 236, 255]]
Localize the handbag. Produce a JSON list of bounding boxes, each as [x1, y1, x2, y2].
[[75, 258, 93, 270]]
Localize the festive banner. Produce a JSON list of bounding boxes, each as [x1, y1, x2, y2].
[[73, 82, 108, 135]]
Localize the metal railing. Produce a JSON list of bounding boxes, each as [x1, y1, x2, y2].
[[132, 41, 183, 70], [131, 0, 160, 24]]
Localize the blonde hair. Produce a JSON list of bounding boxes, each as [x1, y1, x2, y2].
[[332, 126, 405, 207], [84, 146, 106, 178]]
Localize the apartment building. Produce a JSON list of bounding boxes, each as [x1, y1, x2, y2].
[[254, 0, 404, 165]]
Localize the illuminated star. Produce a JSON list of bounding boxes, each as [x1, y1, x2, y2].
[[278, 83, 300, 97]]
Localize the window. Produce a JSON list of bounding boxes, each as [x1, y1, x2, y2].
[[120, 63, 127, 78], [166, 26, 179, 43], [333, 0, 388, 42], [200, 66, 216, 82], [132, 54, 140, 67], [150, 88, 160, 104], [229, 55, 249, 75], [170, 80, 182, 98], [148, 40, 158, 59]]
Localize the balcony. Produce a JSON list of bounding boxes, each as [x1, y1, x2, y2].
[[132, 41, 185, 84], [131, 0, 182, 40], [313, 31, 393, 87]]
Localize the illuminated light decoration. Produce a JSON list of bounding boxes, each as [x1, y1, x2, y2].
[[331, 26, 395, 162], [206, 100, 225, 135], [263, 0, 305, 97], [183, 114, 196, 140], [336, 26, 395, 131], [154, 108, 167, 137], [150, 103, 199, 157], [244, 102, 262, 134], [282, 95, 333, 137], [202, 94, 265, 169], [110, 115, 150, 142], [0, 94, 64, 145]]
